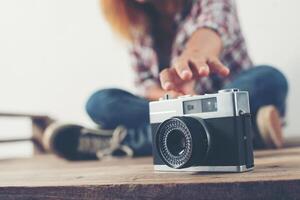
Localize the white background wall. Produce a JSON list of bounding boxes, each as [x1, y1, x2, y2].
[[0, 0, 299, 136]]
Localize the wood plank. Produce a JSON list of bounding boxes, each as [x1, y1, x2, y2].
[[0, 147, 299, 199]]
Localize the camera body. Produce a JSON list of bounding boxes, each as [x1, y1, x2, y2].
[[150, 89, 254, 172]]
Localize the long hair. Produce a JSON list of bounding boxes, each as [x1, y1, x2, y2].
[[99, 0, 184, 41], [100, 0, 149, 41]]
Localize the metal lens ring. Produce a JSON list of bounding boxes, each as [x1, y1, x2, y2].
[[157, 118, 193, 169]]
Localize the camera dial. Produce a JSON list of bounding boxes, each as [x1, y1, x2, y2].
[[156, 117, 210, 169]]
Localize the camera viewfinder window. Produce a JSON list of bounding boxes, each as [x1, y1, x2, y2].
[[201, 97, 217, 112], [183, 97, 217, 114]]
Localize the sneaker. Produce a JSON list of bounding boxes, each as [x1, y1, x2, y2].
[[42, 123, 133, 160], [256, 105, 284, 149]]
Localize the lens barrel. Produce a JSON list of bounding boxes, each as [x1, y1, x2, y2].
[[156, 117, 210, 169]]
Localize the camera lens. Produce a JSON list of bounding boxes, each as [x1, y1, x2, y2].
[[166, 130, 186, 156], [156, 117, 210, 169]]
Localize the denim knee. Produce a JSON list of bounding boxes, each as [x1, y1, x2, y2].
[[249, 65, 288, 116], [256, 65, 288, 95], [85, 88, 132, 127]]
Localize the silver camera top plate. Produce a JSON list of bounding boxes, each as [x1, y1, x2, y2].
[[150, 89, 250, 124]]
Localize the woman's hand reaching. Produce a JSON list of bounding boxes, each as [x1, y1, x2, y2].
[[159, 28, 230, 94]]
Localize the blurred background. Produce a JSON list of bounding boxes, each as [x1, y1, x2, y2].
[[0, 0, 299, 156]]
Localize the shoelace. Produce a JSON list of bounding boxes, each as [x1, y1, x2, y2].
[[78, 126, 134, 159], [97, 126, 134, 159]]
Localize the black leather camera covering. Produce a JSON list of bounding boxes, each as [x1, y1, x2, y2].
[[152, 114, 254, 168]]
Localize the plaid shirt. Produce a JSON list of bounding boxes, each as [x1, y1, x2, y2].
[[129, 0, 253, 95]]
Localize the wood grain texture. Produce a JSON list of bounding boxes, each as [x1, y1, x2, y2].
[[0, 147, 300, 200]]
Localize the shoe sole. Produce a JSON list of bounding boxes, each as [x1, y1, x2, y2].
[[42, 123, 83, 154], [256, 106, 284, 149]]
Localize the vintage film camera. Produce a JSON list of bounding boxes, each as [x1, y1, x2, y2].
[[150, 89, 254, 172]]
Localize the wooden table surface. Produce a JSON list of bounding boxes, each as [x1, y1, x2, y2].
[[0, 147, 300, 200]]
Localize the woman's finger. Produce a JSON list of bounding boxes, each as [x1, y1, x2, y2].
[[167, 90, 184, 98], [173, 59, 193, 81], [160, 68, 176, 91], [207, 57, 230, 76], [189, 57, 210, 77]]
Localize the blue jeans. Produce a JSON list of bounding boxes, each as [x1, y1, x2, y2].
[[86, 66, 288, 155]]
